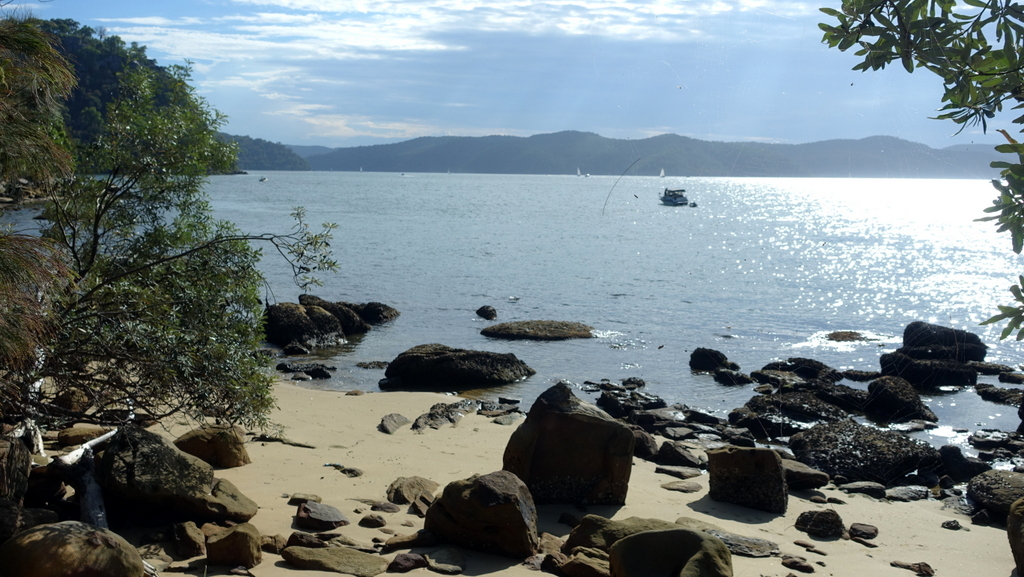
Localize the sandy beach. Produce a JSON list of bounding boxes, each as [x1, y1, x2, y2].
[[157, 379, 1017, 577]]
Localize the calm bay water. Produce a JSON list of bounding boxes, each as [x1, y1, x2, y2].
[[199, 171, 1024, 446]]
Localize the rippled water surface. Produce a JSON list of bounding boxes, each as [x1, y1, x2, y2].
[[13, 172, 1020, 443]]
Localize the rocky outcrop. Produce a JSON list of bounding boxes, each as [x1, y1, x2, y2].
[[760, 358, 844, 383], [728, 391, 848, 438], [503, 383, 634, 505], [707, 446, 787, 514], [344, 301, 400, 325], [379, 344, 535, 391], [901, 320, 987, 362], [298, 294, 372, 335], [789, 420, 941, 486], [264, 302, 345, 349], [423, 470, 540, 558], [563, 515, 681, 552], [864, 376, 938, 424], [689, 348, 739, 372], [0, 521, 145, 577], [608, 527, 733, 577], [97, 427, 257, 523], [173, 424, 251, 469], [879, 351, 977, 389], [481, 320, 593, 340]]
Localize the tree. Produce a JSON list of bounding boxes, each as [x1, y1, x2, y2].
[[820, 0, 1024, 337], [24, 63, 335, 429]]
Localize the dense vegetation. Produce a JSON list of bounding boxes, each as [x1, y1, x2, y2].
[[820, 0, 1024, 338]]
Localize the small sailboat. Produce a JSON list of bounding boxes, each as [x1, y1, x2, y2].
[[660, 168, 665, 178], [577, 167, 582, 177]]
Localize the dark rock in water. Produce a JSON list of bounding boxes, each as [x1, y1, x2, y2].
[[707, 446, 788, 514], [864, 376, 938, 424], [423, 470, 539, 558], [276, 362, 337, 373], [412, 399, 479, 431], [299, 294, 372, 336], [282, 342, 310, 355], [729, 391, 847, 438], [750, 369, 810, 389], [843, 369, 880, 382], [795, 509, 845, 538], [481, 320, 593, 340], [503, 383, 634, 505], [356, 361, 388, 369], [344, 301, 400, 325], [1000, 371, 1024, 383], [476, 306, 497, 320], [596, 388, 666, 419], [899, 345, 988, 363], [879, 352, 977, 389], [789, 420, 941, 486], [689, 348, 739, 372], [265, 302, 345, 349], [810, 381, 869, 413], [903, 321, 987, 361], [967, 470, 1024, 523], [380, 343, 535, 391], [760, 358, 844, 383], [970, 361, 1017, 376], [713, 369, 754, 386], [975, 383, 1024, 406]]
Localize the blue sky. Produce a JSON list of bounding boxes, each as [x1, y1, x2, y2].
[[19, 0, 1009, 149]]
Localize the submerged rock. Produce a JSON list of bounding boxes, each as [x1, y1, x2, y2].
[[481, 320, 593, 340]]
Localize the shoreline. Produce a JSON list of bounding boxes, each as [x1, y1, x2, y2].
[[152, 379, 1016, 576]]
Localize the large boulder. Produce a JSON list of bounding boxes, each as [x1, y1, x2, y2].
[[608, 528, 733, 577], [173, 424, 251, 469], [689, 348, 739, 372], [282, 545, 389, 576], [264, 302, 345, 349], [864, 376, 938, 424], [0, 498, 59, 545], [299, 294, 372, 335], [0, 521, 145, 577], [0, 436, 30, 503], [728, 391, 847, 438], [563, 515, 681, 553], [503, 383, 634, 505], [1009, 497, 1024, 575], [879, 352, 977, 389], [707, 446, 787, 514], [902, 321, 987, 362], [98, 427, 257, 523], [206, 522, 262, 568], [423, 470, 539, 558], [968, 470, 1024, 523], [344, 301, 400, 325], [789, 420, 941, 485], [481, 320, 593, 340], [380, 343, 535, 391], [939, 444, 991, 483]]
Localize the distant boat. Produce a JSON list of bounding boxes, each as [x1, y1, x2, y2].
[[660, 168, 665, 178], [577, 167, 582, 177], [660, 188, 691, 206], [258, 176, 268, 182]]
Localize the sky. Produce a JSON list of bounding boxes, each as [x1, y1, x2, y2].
[[15, 0, 1012, 149]]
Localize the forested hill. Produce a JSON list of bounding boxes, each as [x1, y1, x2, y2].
[[301, 131, 1002, 178], [218, 134, 310, 171]]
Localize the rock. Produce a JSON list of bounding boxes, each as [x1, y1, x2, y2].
[[795, 509, 845, 539], [173, 424, 251, 469], [789, 420, 941, 485], [387, 476, 439, 505], [359, 513, 386, 528], [206, 522, 262, 568], [425, 548, 466, 574], [941, 519, 961, 530], [886, 485, 930, 502], [0, 436, 30, 502], [286, 531, 327, 548], [902, 321, 987, 361], [476, 306, 497, 320], [344, 301, 400, 325], [560, 547, 610, 577], [781, 554, 815, 573], [782, 459, 830, 491], [689, 348, 739, 372], [975, 383, 1024, 406], [260, 534, 287, 555], [424, 470, 539, 558], [503, 383, 634, 505], [729, 392, 847, 438], [939, 445, 991, 483], [98, 427, 258, 523], [378, 413, 411, 434], [1000, 372, 1024, 383], [381, 529, 440, 552], [713, 369, 754, 386], [264, 302, 345, 349], [0, 499, 59, 544], [596, 389, 667, 419], [481, 320, 593, 340], [848, 523, 878, 539], [628, 426, 659, 460], [703, 529, 778, 558], [0, 520, 145, 577], [608, 528, 733, 577], [864, 376, 938, 424], [380, 343, 535, 390], [57, 426, 112, 447], [1009, 497, 1024, 575], [761, 357, 845, 383], [655, 465, 703, 480], [967, 470, 1024, 523], [173, 521, 206, 558], [296, 501, 350, 530], [388, 553, 429, 573], [838, 481, 887, 499], [662, 480, 703, 493], [281, 545, 389, 576], [656, 441, 705, 468], [890, 560, 936, 576], [371, 501, 401, 513], [287, 493, 322, 506], [879, 352, 977, 389], [562, 515, 680, 553], [298, 294, 372, 335], [707, 446, 787, 514], [412, 399, 480, 431]]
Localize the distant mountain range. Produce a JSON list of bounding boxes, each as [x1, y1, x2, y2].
[[290, 131, 1002, 178]]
